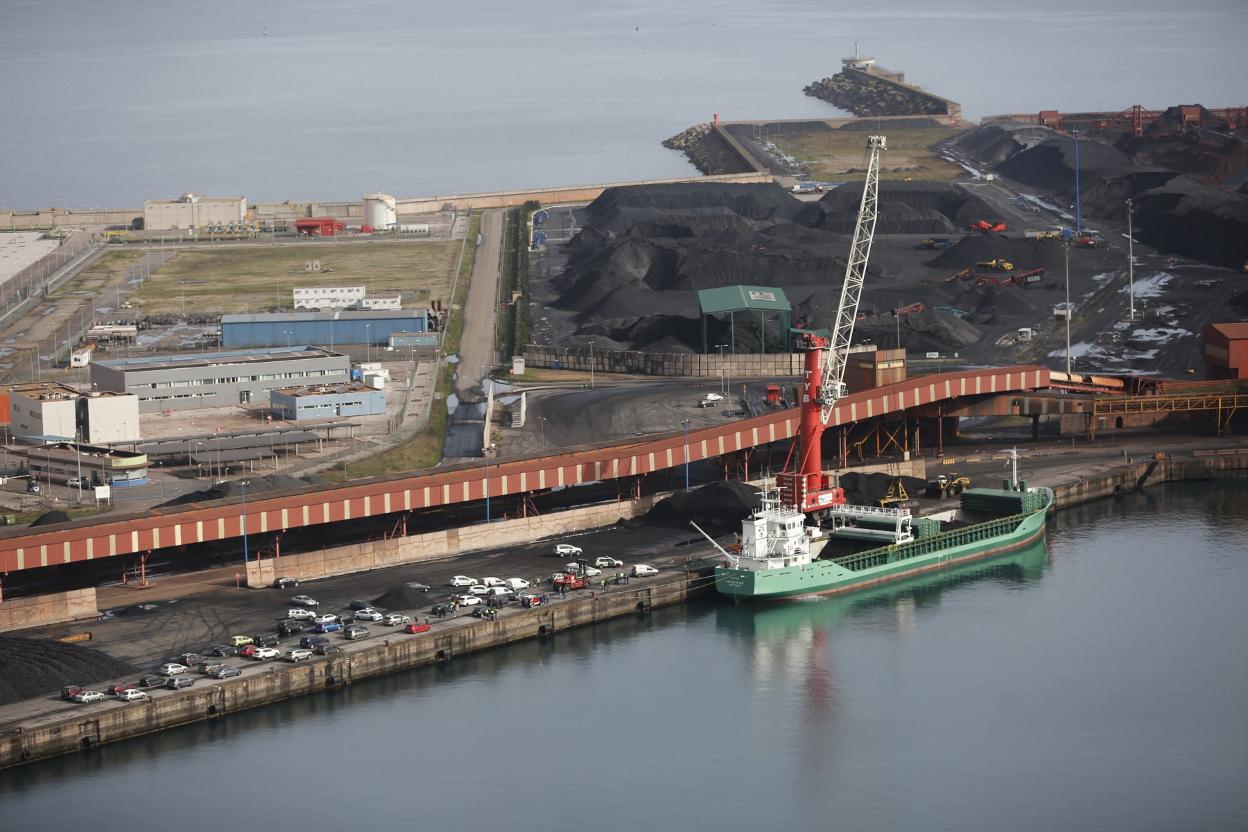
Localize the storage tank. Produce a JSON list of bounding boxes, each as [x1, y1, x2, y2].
[[363, 193, 397, 230]]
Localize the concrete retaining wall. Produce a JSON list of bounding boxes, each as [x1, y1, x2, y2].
[[244, 493, 667, 587], [1050, 452, 1248, 510], [0, 588, 97, 633], [0, 572, 700, 769], [524, 345, 806, 378]]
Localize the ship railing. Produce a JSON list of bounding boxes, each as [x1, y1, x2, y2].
[[832, 510, 1031, 573]]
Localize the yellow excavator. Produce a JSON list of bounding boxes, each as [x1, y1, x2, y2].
[[925, 473, 971, 499]]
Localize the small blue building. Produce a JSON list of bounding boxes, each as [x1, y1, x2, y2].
[[221, 310, 428, 349], [270, 382, 386, 420]]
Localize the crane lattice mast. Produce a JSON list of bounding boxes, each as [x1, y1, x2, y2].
[[779, 135, 886, 514]]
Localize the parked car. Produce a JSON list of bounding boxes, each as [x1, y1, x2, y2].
[[105, 683, 136, 696], [290, 595, 319, 607], [485, 586, 513, 597], [300, 635, 330, 649], [594, 557, 623, 568], [252, 647, 280, 661], [480, 577, 505, 588], [230, 635, 254, 647], [567, 562, 601, 577], [277, 619, 306, 636], [467, 584, 490, 596], [286, 608, 317, 621], [385, 614, 413, 626], [404, 582, 431, 593], [116, 689, 149, 702], [286, 648, 313, 662], [311, 613, 339, 625], [343, 625, 369, 640], [486, 592, 517, 608], [212, 665, 242, 679], [354, 608, 384, 622], [554, 543, 582, 557], [165, 676, 195, 690], [71, 690, 105, 703], [314, 643, 343, 656], [253, 633, 281, 647], [315, 620, 343, 633], [177, 652, 203, 666], [519, 593, 546, 608], [137, 674, 166, 688], [403, 622, 431, 634], [349, 600, 373, 611], [504, 577, 530, 590], [430, 603, 453, 617], [631, 564, 659, 577], [158, 663, 188, 677], [196, 662, 224, 676], [703, 392, 724, 402], [61, 684, 85, 700], [272, 576, 299, 589], [208, 644, 239, 657], [453, 594, 481, 607], [449, 575, 477, 587]]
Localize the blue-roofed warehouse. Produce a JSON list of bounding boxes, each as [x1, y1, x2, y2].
[[221, 310, 428, 349]]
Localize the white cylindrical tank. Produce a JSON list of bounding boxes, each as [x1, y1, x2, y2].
[[363, 193, 397, 229]]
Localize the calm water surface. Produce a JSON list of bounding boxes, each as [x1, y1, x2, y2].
[[1, 0, 1245, 207], [1, 481, 1246, 830]]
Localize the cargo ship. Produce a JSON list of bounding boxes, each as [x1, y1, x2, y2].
[[709, 452, 1053, 602]]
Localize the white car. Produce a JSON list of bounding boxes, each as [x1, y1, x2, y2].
[[454, 594, 481, 606], [252, 647, 280, 660], [312, 613, 339, 625], [581, 565, 602, 577], [631, 564, 659, 577], [703, 392, 724, 402], [594, 557, 623, 569], [286, 648, 313, 662], [354, 609, 384, 622], [116, 689, 149, 702], [286, 607, 317, 621], [385, 614, 413, 626], [158, 663, 188, 677], [554, 543, 582, 557], [72, 690, 106, 703], [467, 584, 490, 596], [480, 577, 505, 587], [504, 577, 530, 590], [449, 576, 477, 587], [290, 595, 319, 607]]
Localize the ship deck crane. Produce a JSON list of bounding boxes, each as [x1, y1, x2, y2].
[[778, 135, 886, 514]]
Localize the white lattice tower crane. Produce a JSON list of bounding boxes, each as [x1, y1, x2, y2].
[[778, 135, 886, 514]]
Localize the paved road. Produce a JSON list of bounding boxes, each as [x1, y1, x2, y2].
[[454, 209, 503, 399]]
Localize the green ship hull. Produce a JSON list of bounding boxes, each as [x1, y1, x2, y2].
[[715, 491, 1052, 601]]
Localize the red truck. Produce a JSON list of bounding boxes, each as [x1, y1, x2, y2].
[[552, 573, 589, 591]]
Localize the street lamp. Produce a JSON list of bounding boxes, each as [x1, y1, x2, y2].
[[1072, 129, 1082, 237], [1126, 198, 1136, 321], [240, 479, 250, 567], [681, 418, 692, 492], [1064, 241, 1073, 375], [365, 323, 372, 365], [538, 416, 547, 443]]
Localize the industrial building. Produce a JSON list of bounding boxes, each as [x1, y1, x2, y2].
[[143, 193, 247, 231], [90, 347, 350, 412], [294, 218, 346, 237], [24, 442, 149, 488], [79, 392, 142, 444], [360, 294, 402, 310], [2, 383, 141, 444], [293, 286, 367, 310], [697, 285, 793, 353], [363, 194, 397, 230], [221, 310, 427, 348], [1203, 322, 1248, 380], [270, 382, 385, 421]]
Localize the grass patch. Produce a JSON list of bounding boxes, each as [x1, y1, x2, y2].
[[325, 214, 482, 481], [776, 125, 969, 182], [130, 241, 460, 316], [52, 250, 145, 298]]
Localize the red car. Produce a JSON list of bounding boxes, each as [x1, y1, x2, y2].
[[106, 683, 137, 696], [238, 644, 259, 658], [60, 685, 84, 701], [403, 623, 431, 634]]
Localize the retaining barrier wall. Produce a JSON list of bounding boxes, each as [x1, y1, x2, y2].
[[0, 588, 97, 633]]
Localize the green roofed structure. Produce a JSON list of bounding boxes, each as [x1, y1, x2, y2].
[[697, 285, 792, 354]]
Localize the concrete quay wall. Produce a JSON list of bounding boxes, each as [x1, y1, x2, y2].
[[1049, 451, 1248, 510], [244, 493, 668, 588], [0, 571, 702, 769], [0, 588, 97, 633], [524, 345, 806, 378]]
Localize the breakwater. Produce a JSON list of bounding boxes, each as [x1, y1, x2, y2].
[[804, 66, 962, 121]]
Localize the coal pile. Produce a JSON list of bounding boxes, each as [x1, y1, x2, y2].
[[372, 583, 432, 611], [839, 472, 926, 506], [644, 480, 761, 532], [947, 121, 1055, 168], [997, 136, 1155, 195], [30, 510, 72, 527], [159, 474, 307, 507], [583, 182, 802, 236], [928, 234, 1070, 274], [798, 182, 1001, 235], [0, 636, 137, 705]]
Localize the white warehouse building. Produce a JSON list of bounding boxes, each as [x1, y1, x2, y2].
[[144, 193, 247, 231]]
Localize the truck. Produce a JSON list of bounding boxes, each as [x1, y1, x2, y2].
[[552, 573, 589, 591], [918, 238, 953, 250], [790, 181, 821, 194]]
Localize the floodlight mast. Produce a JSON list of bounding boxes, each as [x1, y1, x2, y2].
[[779, 135, 885, 514]]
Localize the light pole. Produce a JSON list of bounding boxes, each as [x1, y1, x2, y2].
[[483, 460, 491, 523], [716, 343, 728, 394], [681, 418, 692, 491], [538, 416, 547, 443], [1064, 241, 1073, 375], [1126, 198, 1136, 321], [365, 323, 372, 364], [240, 479, 250, 567]]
